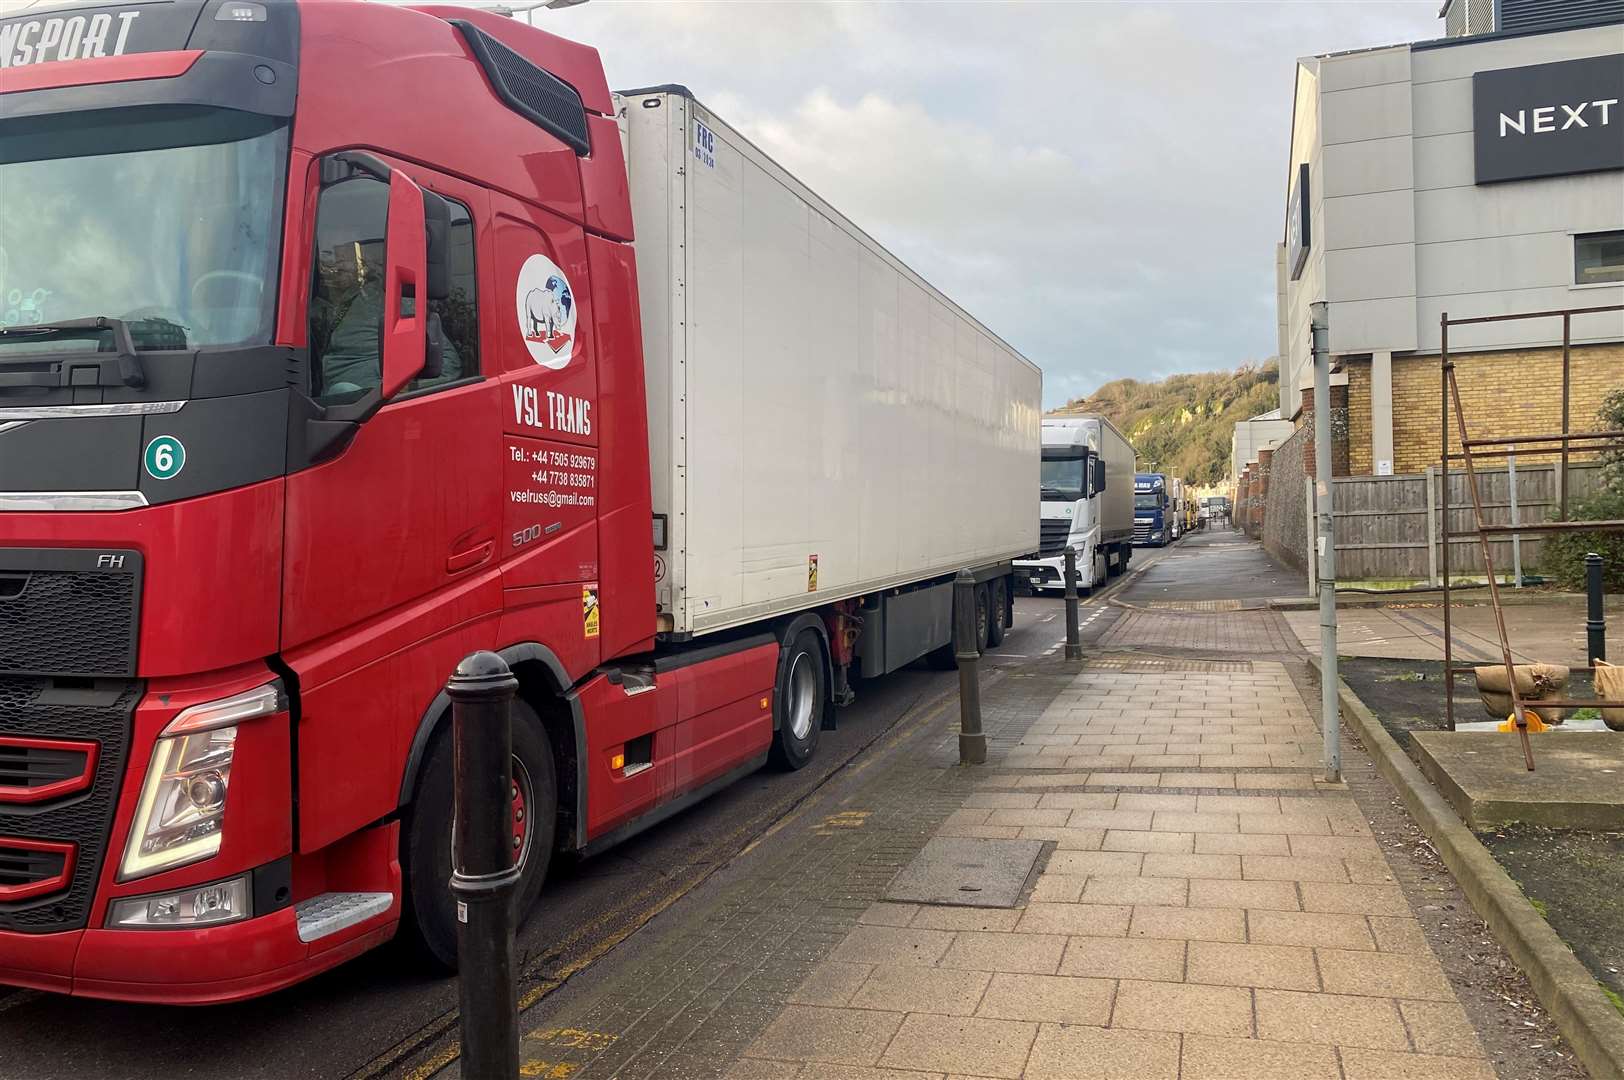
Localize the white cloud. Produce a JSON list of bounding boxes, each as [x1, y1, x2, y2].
[[496, 1, 1440, 406]]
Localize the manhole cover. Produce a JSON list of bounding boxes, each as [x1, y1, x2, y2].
[[884, 837, 1044, 908]]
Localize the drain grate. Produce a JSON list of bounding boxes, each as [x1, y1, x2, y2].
[[1085, 657, 1254, 674]]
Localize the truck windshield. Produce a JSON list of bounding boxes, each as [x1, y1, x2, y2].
[[1135, 494, 1161, 510], [1040, 454, 1087, 501], [0, 106, 287, 353]]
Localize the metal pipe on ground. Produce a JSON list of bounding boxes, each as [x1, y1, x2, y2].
[[1063, 546, 1083, 662], [954, 570, 986, 765], [447, 651, 522, 1079]]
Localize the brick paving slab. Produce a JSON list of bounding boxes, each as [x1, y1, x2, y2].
[[424, 548, 1557, 1080], [718, 658, 1503, 1079], [423, 650, 1078, 1080]]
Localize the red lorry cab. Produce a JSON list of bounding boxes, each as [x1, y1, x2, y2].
[[0, 0, 1024, 1003]]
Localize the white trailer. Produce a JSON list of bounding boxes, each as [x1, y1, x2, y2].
[[622, 87, 1040, 671], [1170, 478, 1186, 541], [1016, 415, 1136, 593]]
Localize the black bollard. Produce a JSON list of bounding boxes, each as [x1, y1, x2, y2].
[[447, 651, 522, 1080], [1588, 553, 1607, 664], [1063, 547, 1082, 661], [954, 570, 986, 764]]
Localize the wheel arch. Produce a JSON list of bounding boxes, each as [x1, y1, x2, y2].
[[771, 611, 833, 732], [397, 642, 586, 852]]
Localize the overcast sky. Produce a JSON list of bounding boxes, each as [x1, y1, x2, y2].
[[534, 1, 1439, 408]]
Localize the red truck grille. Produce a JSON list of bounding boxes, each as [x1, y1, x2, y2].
[[0, 838, 75, 903], [0, 736, 98, 805], [0, 677, 138, 934]]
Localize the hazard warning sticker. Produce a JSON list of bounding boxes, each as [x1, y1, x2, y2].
[[582, 584, 600, 638]]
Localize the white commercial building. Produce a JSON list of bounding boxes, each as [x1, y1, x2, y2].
[[1278, 2, 1624, 476]]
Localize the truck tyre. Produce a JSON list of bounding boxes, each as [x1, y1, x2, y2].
[[401, 698, 557, 973], [769, 628, 826, 770], [986, 578, 1007, 647]]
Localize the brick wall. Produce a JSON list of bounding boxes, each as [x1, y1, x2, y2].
[[1347, 360, 1372, 475], [1262, 423, 1310, 571], [1298, 384, 1351, 478], [1388, 342, 1620, 474]]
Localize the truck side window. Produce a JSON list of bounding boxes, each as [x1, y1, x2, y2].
[[309, 176, 388, 405], [411, 198, 479, 392]]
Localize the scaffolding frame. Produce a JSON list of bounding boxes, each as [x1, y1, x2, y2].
[[1440, 303, 1624, 770]]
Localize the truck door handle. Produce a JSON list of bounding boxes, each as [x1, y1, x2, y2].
[[446, 541, 494, 574]]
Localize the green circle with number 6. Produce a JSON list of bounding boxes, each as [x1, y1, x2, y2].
[[144, 435, 186, 481]]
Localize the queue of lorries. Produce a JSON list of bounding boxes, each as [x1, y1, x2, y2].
[[1012, 416, 1211, 595], [0, 0, 1200, 1003]]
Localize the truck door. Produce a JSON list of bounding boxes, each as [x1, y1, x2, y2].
[[488, 190, 603, 679], [281, 159, 502, 850]]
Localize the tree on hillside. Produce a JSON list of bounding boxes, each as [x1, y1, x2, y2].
[[1051, 361, 1279, 487]]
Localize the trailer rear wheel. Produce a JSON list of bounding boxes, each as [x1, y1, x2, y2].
[[986, 578, 1007, 647], [401, 699, 556, 973], [770, 628, 826, 770]]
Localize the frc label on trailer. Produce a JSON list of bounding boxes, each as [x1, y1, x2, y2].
[[807, 554, 818, 592], [692, 119, 717, 169], [515, 254, 578, 370]]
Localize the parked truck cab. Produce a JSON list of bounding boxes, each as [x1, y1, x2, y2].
[[0, 1, 1036, 1003], [1016, 416, 1134, 593], [1133, 473, 1172, 546]]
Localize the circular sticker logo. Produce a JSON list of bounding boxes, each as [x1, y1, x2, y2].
[[515, 254, 577, 370], [144, 435, 186, 480]]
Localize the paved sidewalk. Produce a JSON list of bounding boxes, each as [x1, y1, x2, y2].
[[728, 661, 1498, 1080]]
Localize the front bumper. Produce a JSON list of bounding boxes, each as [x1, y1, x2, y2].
[[0, 903, 397, 1004]]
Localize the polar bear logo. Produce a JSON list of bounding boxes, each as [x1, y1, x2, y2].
[[514, 255, 577, 370]]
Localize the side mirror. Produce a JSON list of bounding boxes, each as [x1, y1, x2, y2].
[[379, 169, 429, 400], [1092, 457, 1106, 495]]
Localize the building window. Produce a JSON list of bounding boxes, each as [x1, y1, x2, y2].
[[1575, 231, 1624, 286]]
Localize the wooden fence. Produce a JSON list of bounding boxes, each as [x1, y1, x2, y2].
[[1328, 460, 1602, 582]]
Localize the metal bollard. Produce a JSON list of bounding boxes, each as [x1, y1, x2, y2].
[[1588, 553, 1607, 664], [447, 651, 522, 1080], [953, 570, 986, 765], [1063, 547, 1083, 661]]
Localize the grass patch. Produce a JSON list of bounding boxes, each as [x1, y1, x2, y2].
[[1603, 984, 1624, 1019], [1531, 898, 1550, 918], [1375, 671, 1428, 684], [1572, 708, 1602, 723]]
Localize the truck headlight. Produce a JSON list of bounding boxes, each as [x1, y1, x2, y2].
[[119, 683, 282, 881]]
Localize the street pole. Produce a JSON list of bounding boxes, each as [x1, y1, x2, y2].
[[1588, 553, 1607, 664], [447, 652, 522, 1080], [953, 570, 986, 765], [1311, 302, 1341, 783], [1063, 546, 1083, 661]]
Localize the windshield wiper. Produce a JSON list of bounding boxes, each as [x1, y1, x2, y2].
[[0, 317, 144, 390]]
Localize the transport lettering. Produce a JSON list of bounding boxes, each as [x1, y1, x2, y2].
[[0, 11, 140, 68]]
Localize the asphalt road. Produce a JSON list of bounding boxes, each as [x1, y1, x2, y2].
[[0, 549, 1161, 1080]]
